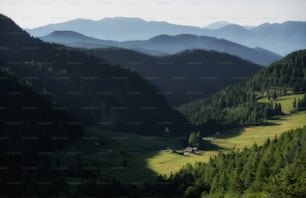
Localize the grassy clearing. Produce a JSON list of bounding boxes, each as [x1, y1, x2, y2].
[[149, 111, 306, 176], [258, 93, 304, 114], [55, 128, 180, 183], [203, 111, 306, 150], [147, 150, 218, 176], [56, 94, 306, 181]]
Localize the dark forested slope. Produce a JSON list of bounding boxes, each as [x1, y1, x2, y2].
[[179, 50, 306, 129], [0, 66, 84, 196], [0, 14, 187, 135], [90, 48, 262, 105]]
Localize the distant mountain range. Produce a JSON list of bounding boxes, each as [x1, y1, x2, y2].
[[40, 31, 281, 66], [27, 17, 306, 55]]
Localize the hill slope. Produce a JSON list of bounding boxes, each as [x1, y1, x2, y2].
[[41, 31, 281, 66], [0, 66, 84, 150], [90, 48, 262, 105], [40, 30, 118, 48], [179, 50, 306, 130], [0, 66, 84, 196], [163, 126, 306, 197], [0, 14, 187, 135]]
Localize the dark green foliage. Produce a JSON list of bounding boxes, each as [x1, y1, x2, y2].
[[179, 50, 306, 130], [0, 67, 83, 149], [89, 48, 262, 105], [165, 127, 306, 197], [0, 14, 187, 135], [293, 98, 297, 109], [264, 157, 306, 198], [184, 186, 197, 198], [0, 67, 84, 196], [297, 94, 306, 111], [164, 127, 171, 137], [250, 50, 306, 93], [188, 131, 201, 147]]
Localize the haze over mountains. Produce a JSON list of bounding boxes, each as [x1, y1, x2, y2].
[[39, 31, 263, 104], [1, 11, 306, 197], [41, 31, 281, 66], [27, 17, 306, 55]]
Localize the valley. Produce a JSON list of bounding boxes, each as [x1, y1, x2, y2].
[[52, 93, 306, 182], [1, 11, 306, 197]]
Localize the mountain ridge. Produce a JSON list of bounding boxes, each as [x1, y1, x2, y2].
[[27, 17, 306, 55], [40, 30, 282, 66], [89, 47, 263, 105], [0, 14, 187, 136]]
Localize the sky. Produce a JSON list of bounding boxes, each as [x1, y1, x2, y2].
[[1, 0, 306, 28]]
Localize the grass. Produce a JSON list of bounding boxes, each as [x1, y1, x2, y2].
[[147, 94, 306, 176], [203, 111, 306, 150], [257, 93, 304, 114], [148, 111, 306, 177], [147, 150, 218, 176], [55, 128, 181, 183], [56, 94, 306, 181]]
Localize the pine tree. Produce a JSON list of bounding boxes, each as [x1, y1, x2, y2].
[[188, 132, 201, 147], [272, 90, 277, 100], [293, 98, 297, 109]]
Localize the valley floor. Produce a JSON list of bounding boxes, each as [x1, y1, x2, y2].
[[57, 110, 306, 182], [148, 111, 306, 176]]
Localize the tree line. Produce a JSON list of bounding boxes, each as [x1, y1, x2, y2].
[[164, 126, 306, 198], [179, 50, 306, 133]]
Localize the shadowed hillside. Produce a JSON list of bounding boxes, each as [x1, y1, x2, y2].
[[90, 48, 262, 105], [0, 14, 187, 136]]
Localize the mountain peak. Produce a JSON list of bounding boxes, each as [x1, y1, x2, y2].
[[205, 21, 233, 29], [149, 34, 177, 42], [218, 24, 248, 31], [99, 17, 146, 23], [47, 30, 85, 37], [0, 14, 23, 32]]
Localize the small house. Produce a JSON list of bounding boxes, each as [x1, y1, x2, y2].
[[184, 147, 198, 153]]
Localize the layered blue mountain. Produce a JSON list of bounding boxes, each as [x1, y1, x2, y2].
[[27, 17, 306, 55], [202, 22, 306, 56], [28, 17, 201, 41], [205, 21, 233, 29], [40, 31, 281, 66]]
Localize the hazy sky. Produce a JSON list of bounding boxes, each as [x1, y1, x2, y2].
[[1, 0, 306, 28]]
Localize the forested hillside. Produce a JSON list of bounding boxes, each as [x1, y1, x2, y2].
[[0, 14, 187, 135], [0, 66, 84, 196], [90, 48, 262, 105], [1, 13, 305, 198], [179, 50, 306, 131], [164, 126, 306, 198]]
